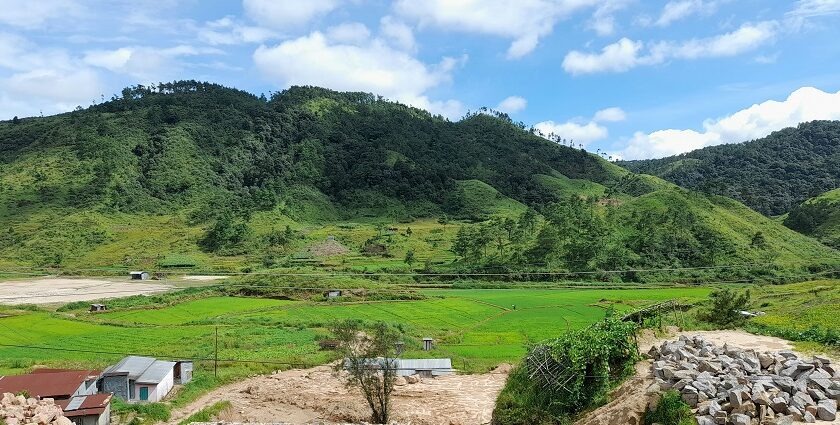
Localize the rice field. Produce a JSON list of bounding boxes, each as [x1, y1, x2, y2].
[[0, 286, 712, 376]]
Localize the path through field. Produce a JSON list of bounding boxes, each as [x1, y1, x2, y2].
[[167, 364, 509, 425], [0, 277, 172, 305]]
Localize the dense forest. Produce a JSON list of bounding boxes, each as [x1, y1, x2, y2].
[[621, 121, 840, 216], [0, 81, 837, 276]]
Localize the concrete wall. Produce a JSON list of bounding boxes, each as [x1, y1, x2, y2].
[[134, 369, 174, 403], [100, 376, 128, 400]]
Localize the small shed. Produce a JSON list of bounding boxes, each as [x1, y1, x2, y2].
[[396, 358, 454, 377], [422, 337, 434, 351], [129, 271, 150, 280], [90, 304, 107, 312], [100, 356, 175, 403], [327, 290, 342, 298], [173, 360, 193, 385], [58, 394, 112, 425]]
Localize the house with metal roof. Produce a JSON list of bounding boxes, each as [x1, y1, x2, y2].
[[0, 369, 100, 401], [100, 356, 181, 403], [395, 358, 454, 377], [57, 394, 112, 425]]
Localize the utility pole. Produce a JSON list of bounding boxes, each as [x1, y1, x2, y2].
[[214, 326, 218, 378]]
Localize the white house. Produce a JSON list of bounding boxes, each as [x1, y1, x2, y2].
[[100, 356, 176, 403]]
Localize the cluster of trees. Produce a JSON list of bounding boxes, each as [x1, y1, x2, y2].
[[622, 121, 840, 216], [451, 194, 739, 274]]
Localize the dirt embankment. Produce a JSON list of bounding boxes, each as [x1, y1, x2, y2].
[[167, 365, 509, 425]]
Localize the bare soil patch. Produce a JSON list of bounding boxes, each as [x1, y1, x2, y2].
[[307, 239, 350, 257], [0, 277, 172, 305], [167, 365, 509, 425], [180, 275, 230, 282]]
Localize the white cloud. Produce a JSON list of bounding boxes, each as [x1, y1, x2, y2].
[[198, 16, 280, 45], [83, 45, 221, 81], [0, 0, 83, 28], [620, 87, 840, 159], [593, 107, 626, 122], [587, 0, 629, 36], [325, 22, 371, 45], [655, 0, 718, 27], [380, 16, 416, 52], [787, 0, 840, 18], [496, 96, 527, 114], [563, 21, 777, 75], [253, 31, 464, 118], [533, 106, 624, 146], [563, 38, 644, 75], [534, 120, 608, 146], [394, 0, 602, 59], [243, 0, 341, 29]]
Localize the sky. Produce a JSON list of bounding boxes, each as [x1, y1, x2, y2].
[[1, 0, 840, 159]]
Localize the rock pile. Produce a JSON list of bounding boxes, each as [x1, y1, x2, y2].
[[0, 393, 73, 425], [649, 336, 840, 424]]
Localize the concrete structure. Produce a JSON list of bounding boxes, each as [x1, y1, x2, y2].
[[327, 290, 342, 298], [58, 394, 112, 425], [100, 356, 176, 403], [396, 358, 454, 377], [129, 271, 150, 280], [89, 304, 107, 312], [173, 360, 193, 385], [422, 337, 433, 351], [0, 369, 100, 400]]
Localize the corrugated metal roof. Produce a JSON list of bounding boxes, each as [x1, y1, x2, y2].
[[103, 356, 157, 379], [59, 394, 111, 417], [0, 370, 98, 398], [65, 396, 86, 411], [136, 360, 175, 384]]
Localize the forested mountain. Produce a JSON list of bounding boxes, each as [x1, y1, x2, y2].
[[784, 188, 840, 249], [0, 81, 836, 277], [621, 121, 840, 216]]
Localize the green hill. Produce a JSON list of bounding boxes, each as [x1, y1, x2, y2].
[[0, 81, 836, 277], [620, 121, 840, 216], [783, 187, 840, 248]]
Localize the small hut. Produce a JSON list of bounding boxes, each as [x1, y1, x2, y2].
[[90, 304, 107, 312], [129, 271, 150, 280], [422, 337, 434, 351]]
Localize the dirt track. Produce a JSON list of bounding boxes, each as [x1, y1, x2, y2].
[[167, 365, 509, 425], [0, 277, 172, 305]]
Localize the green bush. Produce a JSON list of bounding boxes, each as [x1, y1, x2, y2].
[[493, 317, 638, 424], [644, 390, 694, 425], [701, 288, 750, 328], [177, 401, 231, 425]]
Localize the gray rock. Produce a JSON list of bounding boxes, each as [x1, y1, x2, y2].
[[729, 390, 743, 407], [729, 413, 750, 425], [803, 410, 816, 423], [771, 397, 788, 414], [774, 376, 795, 393], [817, 399, 837, 421], [807, 387, 826, 401], [759, 353, 775, 369], [708, 399, 722, 416], [809, 368, 833, 391], [696, 415, 715, 425], [790, 392, 813, 411], [770, 416, 794, 425]]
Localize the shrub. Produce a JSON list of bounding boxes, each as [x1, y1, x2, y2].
[[177, 401, 231, 425], [644, 390, 694, 425], [701, 288, 750, 328], [493, 317, 638, 424]]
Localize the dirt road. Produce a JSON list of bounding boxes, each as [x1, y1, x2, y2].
[[167, 365, 509, 425], [0, 277, 172, 305]]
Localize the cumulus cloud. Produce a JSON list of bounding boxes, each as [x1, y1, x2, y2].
[[394, 0, 602, 59], [563, 21, 777, 75], [0, 33, 104, 119], [534, 106, 624, 146], [253, 30, 464, 118], [243, 0, 342, 29], [587, 0, 630, 36], [325, 22, 371, 45], [496, 96, 527, 114], [83, 45, 222, 81], [380, 16, 416, 52], [593, 107, 626, 122], [620, 87, 840, 159]]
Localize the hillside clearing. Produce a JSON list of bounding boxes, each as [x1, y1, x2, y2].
[[0, 277, 172, 305]]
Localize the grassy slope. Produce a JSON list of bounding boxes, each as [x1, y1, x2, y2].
[[784, 188, 840, 248]]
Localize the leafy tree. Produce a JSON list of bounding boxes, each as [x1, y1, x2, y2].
[[331, 320, 401, 424], [702, 288, 751, 328], [199, 211, 251, 252], [403, 250, 415, 266]]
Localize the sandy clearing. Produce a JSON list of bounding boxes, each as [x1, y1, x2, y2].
[[0, 277, 172, 305], [167, 365, 509, 425], [180, 275, 230, 281]]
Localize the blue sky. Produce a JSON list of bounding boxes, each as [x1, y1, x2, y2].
[[1, 0, 839, 159]]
